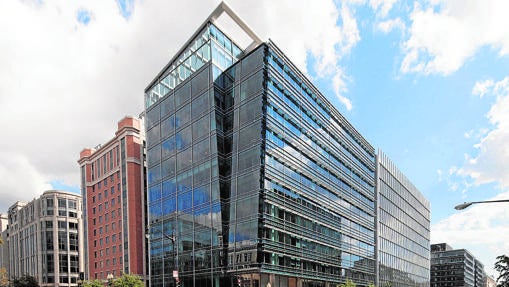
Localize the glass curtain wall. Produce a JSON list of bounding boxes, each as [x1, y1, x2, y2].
[[378, 151, 430, 287], [146, 23, 378, 287], [259, 43, 377, 287], [146, 23, 244, 287]]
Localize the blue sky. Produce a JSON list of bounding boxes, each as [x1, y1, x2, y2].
[[1, 0, 508, 278]]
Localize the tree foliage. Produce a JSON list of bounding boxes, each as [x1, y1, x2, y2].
[[339, 279, 356, 287], [12, 275, 39, 287], [111, 273, 144, 287], [82, 279, 105, 287], [495, 255, 509, 287], [0, 268, 9, 287]]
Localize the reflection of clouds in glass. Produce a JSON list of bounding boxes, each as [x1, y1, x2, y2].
[[234, 221, 258, 243]]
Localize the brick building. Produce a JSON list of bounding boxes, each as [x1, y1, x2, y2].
[[78, 116, 146, 280]]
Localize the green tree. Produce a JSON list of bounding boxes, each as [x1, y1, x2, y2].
[[111, 273, 144, 287], [12, 275, 39, 287], [339, 279, 356, 287], [0, 237, 6, 287], [0, 268, 9, 287], [82, 279, 105, 287], [495, 255, 509, 287]]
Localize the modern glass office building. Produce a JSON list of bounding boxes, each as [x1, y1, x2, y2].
[[144, 3, 428, 287], [377, 151, 430, 287]]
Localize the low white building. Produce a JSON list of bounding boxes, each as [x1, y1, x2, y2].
[[5, 190, 84, 287], [0, 213, 8, 277]]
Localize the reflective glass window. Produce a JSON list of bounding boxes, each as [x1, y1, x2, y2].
[[161, 156, 176, 178], [209, 195, 220, 216], [237, 147, 260, 171], [240, 70, 263, 101], [177, 172, 192, 193], [162, 197, 176, 214], [193, 139, 210, 161], [147, 145, 161, 167], [146, 105, 160, 129], [149, 202, 162, 219], [175, 105, 190, 129], [160, 95, 174, 118], [192, 92, 209, 118], [160, 115, 175, 138], [174, 82, 190, 108], [239, 97, 262, 125], [194, 227, 211, 248], [192, 114, 209, 140], [241, 46, 264, 78], [238, 122, 261, 151], [162, 178, 176, 198], [148, 165, 161, 185], [191, 66, 209, 95], [177, 191, 192, 211], [193, 185, 210, 207], [175, 126, 192, 151], [148, 185, 161, 202], [161, 136, 176, 158], [236, 171, 259, 196], [147, 124, 160, 147], [177, 147, 192, 171], [234, 220, 257, 243], [236, 197, 258, 219], [193, 161, 211, 186]]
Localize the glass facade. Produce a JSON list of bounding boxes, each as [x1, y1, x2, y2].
[[146, 19, 378, 286], [146, 22, 242, 287], [377, 151, 430, 287]]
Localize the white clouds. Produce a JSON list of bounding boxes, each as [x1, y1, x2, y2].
[[433, 78, 509, 276], [376, 17, 405, 34], [234, 0, 360, 111], [0, 0, 358, 212], [0, 152, 52, 210], [0, 0, 215, 212], [438, 77, 509, 276], [401, 0, 509, 75], [369, 0, 398, 18], [472, 79, 495, 98], [456, 77, 509, 188]]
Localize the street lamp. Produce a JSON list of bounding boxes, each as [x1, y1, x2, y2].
[[164, 233, 179, 285], [145, 229, 151, 287], [146, 227, 179, 286], [454, 199, 509, 210], [106, 273, 114, 286]]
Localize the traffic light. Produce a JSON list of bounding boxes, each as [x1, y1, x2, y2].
[[236, 277, 241, 287], [175, 278, 181, 287]]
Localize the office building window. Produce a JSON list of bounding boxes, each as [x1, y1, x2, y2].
[[58, 198, 66, 208], [59, 254, 68, 272]]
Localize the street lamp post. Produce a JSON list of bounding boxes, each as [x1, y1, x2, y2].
[[145, 229, 152, 287], [164, 233, 179, 286], [454, 199, 509, 210], [106, 273, 114, 286]]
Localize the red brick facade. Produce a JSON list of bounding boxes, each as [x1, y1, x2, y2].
[[78, 116, 145, 280]]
